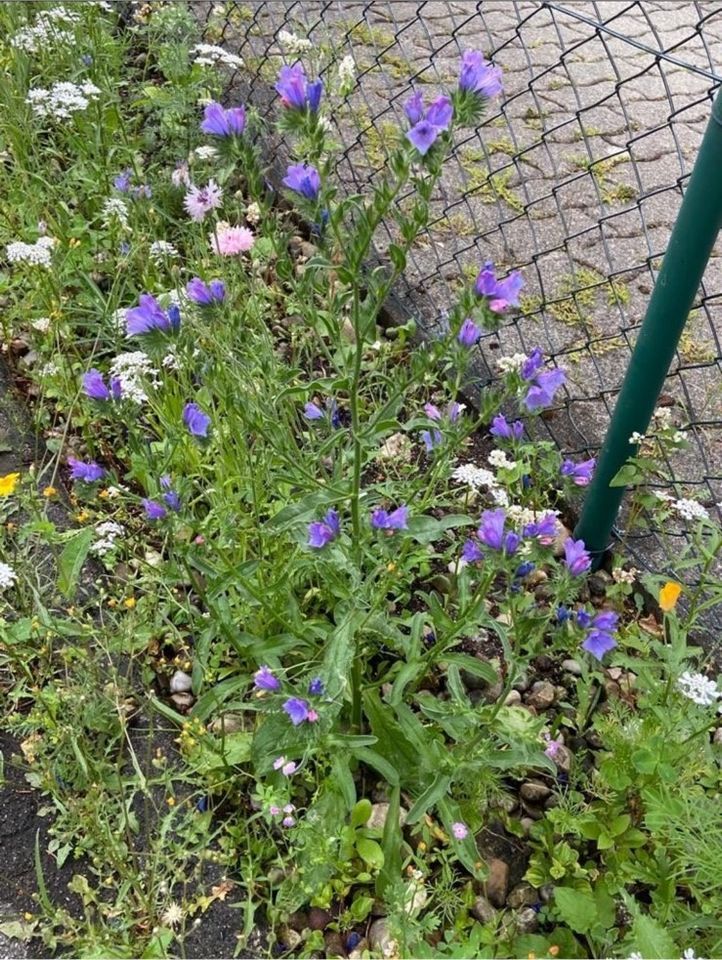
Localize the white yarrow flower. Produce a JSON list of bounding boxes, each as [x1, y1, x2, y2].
[[7, 236, 56, 268], [452, 464, 498, 491], [496, 352, 528, 374], [31, 317, 52, 333], [0, 562, 18, 590], [191, 43, 243, 69], [674, 498, 709, 522], [149, 240, 179, 263], [27, 80, 100, 120], [194, 145, 218, 160], [109, 351, 158, 404], [277, 30, 312, 56], [677, 671, 720, 707], [91, 521, 124, 556]]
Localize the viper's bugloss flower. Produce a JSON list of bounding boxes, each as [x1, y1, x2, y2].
[[142, 498, 167, 520], [114, 169, 132, 192], [524, 367, 566, 411], [563, 538, 591, 576], [478, 508, 520, 554], [83, 368, 111, 401], [561, 457, 596, 486], [461, 539, 483, 564], [126, 294, 178, 336], [254, 666, 280, 691], [308, 677, 324, 696], [474, 261, 524, 312], [67, 457, 105, 482], [304, 401, 323, 420], [283, 697, 310, 725], [186, 277, 226, 305], [421, 429, 443, 452], [405, 92, 452, 155], [308, 508, 340, 548], [582, 627, 617, 660], [458, 50, 503, 98], [490, 413, 523, 440], [183, 402, 211, 438], [160, 475, 181, 512], [556, 605, 571, 623], [522, 513, 558, 543], [282, 162, 321, 200], [200, 101, 246, 137], [457, 317, 482, 347], [276, 63, 323, 112], [371, 505, 409, 531], [521, 348, 544, 381], [515, 561, 535, 578]]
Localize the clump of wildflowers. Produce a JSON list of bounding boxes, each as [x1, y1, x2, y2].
[[6, 236, 56, 268], [0, 562, 18, 590], [27, 80, 100, 119], [677, 671, 720, 707]]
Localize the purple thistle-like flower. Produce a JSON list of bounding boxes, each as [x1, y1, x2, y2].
[[563, 538, 591, 576], [83, 369, 111, 401], [371, 505, 409, 531], [142, 498, 167, 520], [276, 64, 322, 112], [523, 513, 558, 543], [254, 665, 280, 691], [582, 629, 617, 660], [183, 402, 211, 438], [308, 677, 324, 696], [67, 457, 105, 483], [490, 413, 524, 440], [308, 508, 340, 549], [457, 317, 482, 347], [126, 294, 173, 336], [524, 368, 566, 411], [283, 697, 310, 726], [561, 457, 596, 487], [186, 277, 226, 305], [200, 101, 246, 137], [458, 50, 503, 98], [282, 162, 321, 201], [477, 508, 520, 555]]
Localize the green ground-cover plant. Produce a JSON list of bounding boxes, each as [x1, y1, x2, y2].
[[1, 4, 722, 959]]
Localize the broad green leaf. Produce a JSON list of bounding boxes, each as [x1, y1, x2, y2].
[[57, 527, 94, 599], [630, 914, 678, 959], [356, 836, 384, 870], [351, 798, 372, 828], [351, 747, 400, 788], [554, 886, 597, 934], [376, 785, 402, 898]]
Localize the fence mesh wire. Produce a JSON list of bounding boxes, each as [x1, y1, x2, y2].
[[194, 0, 722, 572]]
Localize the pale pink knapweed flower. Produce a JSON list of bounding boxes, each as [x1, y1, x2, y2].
[[183, 179, 223, 221], [210, 222, 255, 255]]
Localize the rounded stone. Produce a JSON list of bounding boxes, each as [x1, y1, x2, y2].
[[169, 670, 193, 693]]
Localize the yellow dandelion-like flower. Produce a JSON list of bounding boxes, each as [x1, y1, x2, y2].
[[659, 580, 682, 612], [42, 485, 57, 498], [124, 597, 136, 609], [0, 472, 21, 496]]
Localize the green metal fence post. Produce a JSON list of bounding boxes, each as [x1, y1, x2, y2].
[[574, 87, 722, 566]]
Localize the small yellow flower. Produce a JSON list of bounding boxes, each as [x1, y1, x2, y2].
[[124, 597, 136, 610], [68, 237, 81, 248], [75, 510, 90, 523], [98, 488, 110, 499], [0, 472, 21, 496], [549, 948, 560, 957], [107, 598, 117, 608], [43, 485, 57, 498], [387, 562, 397, 573], [660, 580, 682, 612], [167, 796, 175, 807], [23, 913, 33, 922]]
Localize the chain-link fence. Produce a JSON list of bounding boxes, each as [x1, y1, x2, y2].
[[194, 0, 722, 572]]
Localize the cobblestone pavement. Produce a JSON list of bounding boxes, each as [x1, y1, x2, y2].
[[196, 1, 722, 549]]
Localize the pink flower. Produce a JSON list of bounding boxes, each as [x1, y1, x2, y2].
[[306, 708, 319, 723], [451, 821, 468, 840], [210, 222, 255, 256], [183, 179, 223, 222]]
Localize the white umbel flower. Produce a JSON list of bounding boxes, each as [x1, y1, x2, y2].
[[277, 30, 312, 56], [109, 351, 158, 404], [452, 463, 498, 491], [674, 498, 709, 522], [91, 521, 124, 556], [27, 81, 100, 120], [191, 43, 243, 68], [0, 562, 18, 590], [677, 671, 720, 707], [101, 198, 129, 229], [7, 236, 56, 268], [149, 240, 179, 263]]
